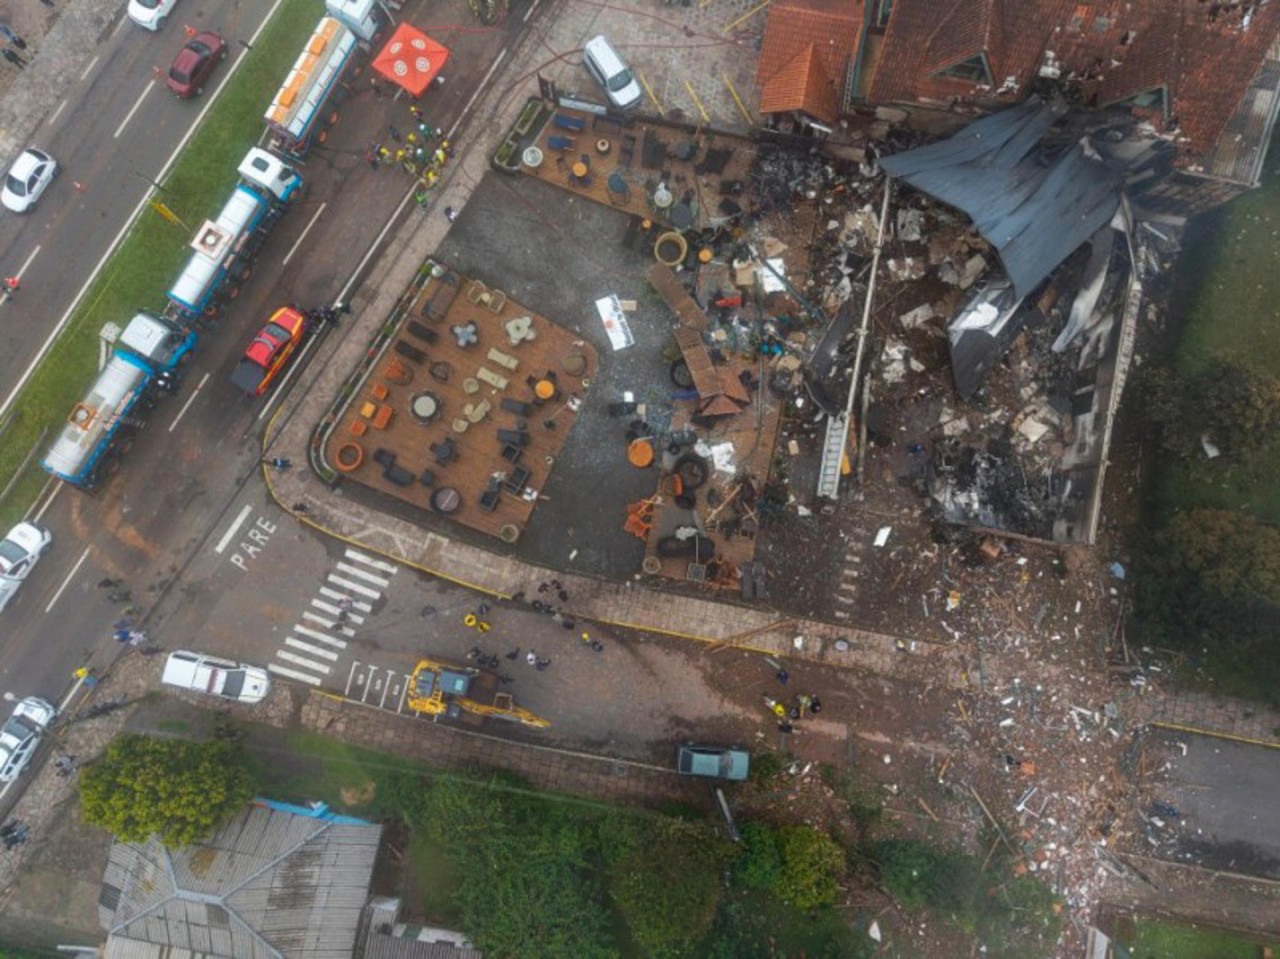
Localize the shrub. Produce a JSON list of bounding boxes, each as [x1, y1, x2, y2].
[[775, 825, 846, 910]]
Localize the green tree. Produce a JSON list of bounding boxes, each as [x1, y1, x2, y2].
[[421, 779, 620, 959], [610, 817, 738, 957], [1138, 357, 1280, 459], [1202, 357, 1280, 456], [775, 825, 846, 910], [79, 735, 255, 846]]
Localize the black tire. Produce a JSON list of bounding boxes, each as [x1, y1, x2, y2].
[[670, 360, 694, 390], [673, 453, 709, 490]]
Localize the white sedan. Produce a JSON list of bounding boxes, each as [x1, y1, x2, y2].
[[127, 0, 179, 31], [0, 522, 51, 612], [0, 697, 57, 783], [1, 148, 57, 213]]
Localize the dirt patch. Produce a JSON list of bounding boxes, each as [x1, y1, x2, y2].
[[340, 781, 377, 806]]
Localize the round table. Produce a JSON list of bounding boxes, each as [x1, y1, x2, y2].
[[431, 487, 461, 514], [535, 379, 556, 400], [572, 161, 588, 179], [653, 187, 673, 210], [522, 146, 544, 168], [670, 202, 694, 230], [410, 393, 439, 422], [628, 439, 654, 468], [595, 138, 611, 155]]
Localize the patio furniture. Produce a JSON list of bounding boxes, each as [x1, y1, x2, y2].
[[487, 347, 519, 371], [547, 135, 576, 151], [431, 438, 456, 464], [553, 113, 586, 132], [477, 367, 509, 390], [607, 172, 630, 205], [431, 487, 461, 513], [504, 465, 532, 494]]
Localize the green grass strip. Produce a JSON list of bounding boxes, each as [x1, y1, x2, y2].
[[0, 0, 324, 525]]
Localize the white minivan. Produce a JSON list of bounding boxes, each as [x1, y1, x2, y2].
[[583, 36, 643, 111], [162, 651, 271, 704]]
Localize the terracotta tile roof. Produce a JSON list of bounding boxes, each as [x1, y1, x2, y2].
[[760, 44, 840, 121], [863, 0, 1280, 164], [920, 0, 998, 77], [757, 0, 862, 116]]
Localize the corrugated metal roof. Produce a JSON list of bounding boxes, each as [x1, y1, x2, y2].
[[100, 804, 381, 959], [880, 96, 1124, 300], [1200, 31, 1280, 187]]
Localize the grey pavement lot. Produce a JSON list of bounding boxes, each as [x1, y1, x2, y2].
[[435, 171, 678, 579], [1150, 731, 1280, 880], [149, 487, 763, 762]]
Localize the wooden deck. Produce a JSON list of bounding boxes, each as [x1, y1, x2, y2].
[[523, 109, 756, 234], [326, 268, 597, 541]]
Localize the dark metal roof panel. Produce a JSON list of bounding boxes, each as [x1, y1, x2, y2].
[[881, 96, 1122, 299]]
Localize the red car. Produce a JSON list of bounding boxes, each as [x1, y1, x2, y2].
[[232, 307, 307, 396], [166, 31, 227, 98]]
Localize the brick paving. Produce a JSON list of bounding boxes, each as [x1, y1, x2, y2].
[[1138, 689, 1280, 747], [301, 693, 704, 808]]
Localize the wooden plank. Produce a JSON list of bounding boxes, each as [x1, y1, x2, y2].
[[674, 327, 722, 399], [647, 263, 710, 330]]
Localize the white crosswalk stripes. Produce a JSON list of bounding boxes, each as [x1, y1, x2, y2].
[[327, 573, 381, 599], [335, 561, 391, 588], [317, 587, 371, 611], [278, 650, 332, 673], [294, 623, 349, 648], [285, 637, 340, 660], [267, 549, 399, 686], [302, 610, 356, 635], [343, 548, 398, 574], [269, 663, 323, 685]]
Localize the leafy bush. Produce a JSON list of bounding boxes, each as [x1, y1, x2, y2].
[[749, 750, 784, 784], [80, 735, 254, 846], [871, 839, 1061, 958], [775, 825, 845, 910], [699, 890, 871, 959], [421, 779, 619, 959], [733, 822, 783, 890], [1134, 508, 1280, 702], [610, 817, 738, 957], [1138, 357, 1280, 459]]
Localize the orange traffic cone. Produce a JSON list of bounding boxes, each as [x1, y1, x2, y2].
[[183, 24, 197, 38]]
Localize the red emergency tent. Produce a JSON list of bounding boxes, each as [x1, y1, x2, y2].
[[373, 24, 450, 97]]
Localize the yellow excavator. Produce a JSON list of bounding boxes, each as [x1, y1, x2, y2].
[[407, 658, 550, 729]]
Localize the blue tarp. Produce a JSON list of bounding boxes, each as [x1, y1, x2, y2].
[[880, 96, 1123, 300]]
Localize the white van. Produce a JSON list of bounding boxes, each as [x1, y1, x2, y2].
[[162, 650, 271, 704], [583, 36, 643, 111]]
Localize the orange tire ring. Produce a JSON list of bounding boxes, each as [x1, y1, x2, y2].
[[335, 441, 364, 472], [628, 439, 654, 468]]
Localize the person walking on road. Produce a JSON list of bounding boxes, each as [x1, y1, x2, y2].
[[0, 25, 27, 49], [2, 48, 25, 69]]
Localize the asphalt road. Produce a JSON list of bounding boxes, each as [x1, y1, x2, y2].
[[0, 0, 541, 805], [0, 0, 277, 401]]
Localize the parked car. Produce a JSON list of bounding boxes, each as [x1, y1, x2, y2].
[[161, 650, 271, 704], [1, 147, 57, 213], [127, 0, 179, 31], [231, 307, 308, 396], [166, 31, 227, 98], [0, 697, 56, 783], [0, 522, 51, 612], [676, 744, 750, 781], [582, 35, 642, 111]]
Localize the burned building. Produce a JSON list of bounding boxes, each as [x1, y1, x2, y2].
[[757, 0, 1280, 214]]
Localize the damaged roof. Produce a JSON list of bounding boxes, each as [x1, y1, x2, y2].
[[880, 96, 1124, 299], [858, 0, 1280, 177]]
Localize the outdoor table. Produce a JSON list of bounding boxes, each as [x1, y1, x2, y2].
[[535, 379, 556, 400], [572, 161, 588, 179], [670, 202, 694, 230], [596, 138, 611, 155]]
